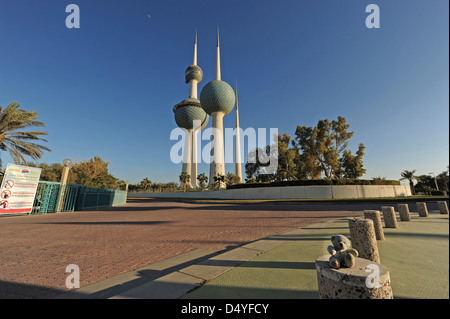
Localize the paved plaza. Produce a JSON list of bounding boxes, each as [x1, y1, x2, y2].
[[0, 198, 443, 298]]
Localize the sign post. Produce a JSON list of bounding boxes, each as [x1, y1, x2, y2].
[[0, 164, 42, 215]]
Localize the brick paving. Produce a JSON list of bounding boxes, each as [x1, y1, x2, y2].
[[0, 198, 397, 298]]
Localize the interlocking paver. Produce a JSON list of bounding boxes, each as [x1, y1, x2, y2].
[[0, 198, 403, 298]]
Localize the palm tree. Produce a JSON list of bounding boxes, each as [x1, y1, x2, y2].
[[213, 173, 226, 190], [400, 169, 417, 195], [139, 177, 152, 191], [197, 173, 208, 192], [0, 102, 51, 169], [179, 172, 190, 192], [226, 173, 241, 187]]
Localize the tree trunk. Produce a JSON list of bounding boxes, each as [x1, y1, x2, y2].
[[409, 180, 415, 195], [279, 168, 298, 180]]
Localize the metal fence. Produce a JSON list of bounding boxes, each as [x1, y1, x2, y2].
[[30, 182, 127, 214], [76, 187, 128, 211], [32, 181, 61, 214]]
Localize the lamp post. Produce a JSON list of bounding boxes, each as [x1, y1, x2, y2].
[[56, 159, 71, 212], [429, 172, 439, 191]]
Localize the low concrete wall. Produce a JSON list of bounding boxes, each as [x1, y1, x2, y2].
[[128, 185, 411, 200]]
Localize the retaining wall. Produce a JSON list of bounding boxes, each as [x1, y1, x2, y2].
[[128, 185, 411, 200]]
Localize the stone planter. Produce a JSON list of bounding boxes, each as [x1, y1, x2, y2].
[[315, 255, 393, 299]]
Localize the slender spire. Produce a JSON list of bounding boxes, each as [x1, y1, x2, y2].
[[193, 29, 198, 66], [235, 80, 239, 112], [215, 25, 221, 81]]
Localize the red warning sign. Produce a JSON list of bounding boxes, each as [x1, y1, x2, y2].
[[0, 164, 41, 214], [1, 190, 11, 199], [4, 180, 14, 189]]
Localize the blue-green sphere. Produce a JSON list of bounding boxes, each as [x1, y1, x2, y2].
[[173, 98, 209, 130], [200, 80, 235, 116]]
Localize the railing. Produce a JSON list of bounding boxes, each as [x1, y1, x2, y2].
[[32, 181, 61, 214], [76, 187, 128, 211], [29, 182, 127, 214]]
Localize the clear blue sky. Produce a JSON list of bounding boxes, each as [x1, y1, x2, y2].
[[0, 0, 448, 184]]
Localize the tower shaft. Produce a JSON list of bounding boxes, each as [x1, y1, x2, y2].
[[181, 129, 193, 188], [208, 112, 225, 187], [189, 31, 199, 99], [189, 79, 198, 99], [235, 83, 243, 182]]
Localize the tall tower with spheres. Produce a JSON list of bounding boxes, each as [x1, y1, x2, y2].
[[173, 31, 209, 188]]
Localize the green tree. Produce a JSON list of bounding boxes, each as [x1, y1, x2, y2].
[[372, 176, 387, 185], [151, 182, 163, 192], [139, 177, 152, 191], [213, 173, 225, 190], [69, 156, 121, 189], [400, 170, 417, 195], [0, 102, 51, 169], [225, 173, 241, 187], [437, 167, 449, 192], [197, 173, 208, 192], [276, 133, 301, 181], [165, 182, 178, 192], [293, 116, 365, 180], [179, 172, 190, 192], [337, 144, 367, 179], [27, 162, 63, 182], [245, 146, 276, 182]]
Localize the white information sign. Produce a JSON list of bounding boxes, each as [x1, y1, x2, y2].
[[0, 163, 42, 214]]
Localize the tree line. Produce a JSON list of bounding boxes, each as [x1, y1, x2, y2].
[[400, 168, 449, 195], [245, 116, 367, 182]]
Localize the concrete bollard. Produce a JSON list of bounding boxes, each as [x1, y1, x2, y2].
[[397, 204, 411, 221], [348, 218, 380, 264], [416, 202, 429, 217], [363, 210, 385, 240], [381, 206, 398, 228], [315, 255, 393, 299], [437, 201, 449, 215]]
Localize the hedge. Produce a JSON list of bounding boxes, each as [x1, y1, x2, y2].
[[228, 179, 401, 190]]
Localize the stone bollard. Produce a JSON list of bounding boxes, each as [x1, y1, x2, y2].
[[348, 218, 380, 264], [381, 206, 398, 228], [363, 210, 385, 240], [437, 201, 449, 215], [416, 202, 429, 217], [315, 255, 393, 299], [397, 204, 411, 221]]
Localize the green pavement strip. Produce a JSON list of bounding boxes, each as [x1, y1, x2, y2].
[[184, 212, 449, 299]]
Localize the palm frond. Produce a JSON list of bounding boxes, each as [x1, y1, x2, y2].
[[0, 102, 51, 164]]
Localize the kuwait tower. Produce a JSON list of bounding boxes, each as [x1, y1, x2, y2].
[[200, 28, 235, 188], [173, 31, 209, 188]]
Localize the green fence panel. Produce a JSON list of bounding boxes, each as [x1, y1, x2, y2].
[[32, 181, 62, 214], [27, 182, 127, 214], [60, 184, 82, 212], [76, 187, 127, 211]]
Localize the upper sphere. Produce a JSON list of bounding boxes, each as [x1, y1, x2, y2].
[[199, 80, 235, 116], [185, 65, 203, 84]]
